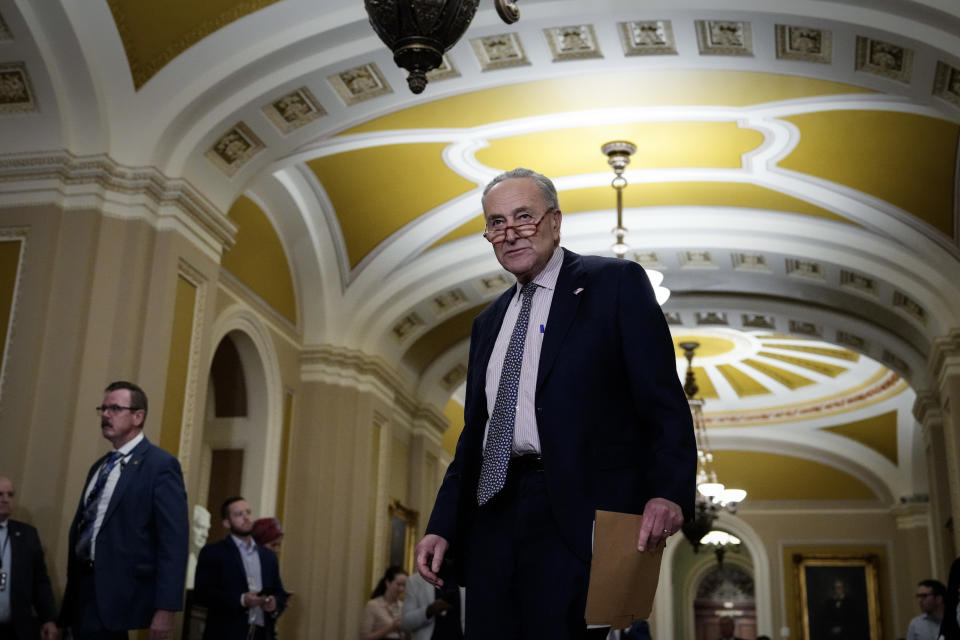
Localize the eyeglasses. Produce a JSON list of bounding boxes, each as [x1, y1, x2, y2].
[[915, 592, 935, 599], [482, 209, 553, 244], [95, 405, 139, 415]]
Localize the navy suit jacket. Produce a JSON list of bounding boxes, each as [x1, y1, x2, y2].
[[5, 519, 57, 640], [194, 536, 287, 639], [426, 249, 696, 571], [61, 436, 189, 630]]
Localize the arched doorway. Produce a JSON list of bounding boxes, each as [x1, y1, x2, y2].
[[693, 561, 757, 640]]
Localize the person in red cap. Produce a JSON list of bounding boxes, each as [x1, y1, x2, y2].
[[251, 518, 283, 554]]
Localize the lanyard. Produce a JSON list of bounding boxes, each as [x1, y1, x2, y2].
[[0, 523, 8, 569]]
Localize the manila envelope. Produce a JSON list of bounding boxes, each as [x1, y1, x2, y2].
[[584, 510, 665, 629]]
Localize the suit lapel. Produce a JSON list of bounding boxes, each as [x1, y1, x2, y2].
[[470, 287, 515, 413], [101, 437, 150, 527], [536, 249, 586, 391]]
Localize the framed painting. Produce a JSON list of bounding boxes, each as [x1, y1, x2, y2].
[[793, 552, 881, 640], [388, 499, 418, 575]]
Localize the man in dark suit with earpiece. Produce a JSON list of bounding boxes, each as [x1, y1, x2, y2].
[[60, 381, 189, 640]]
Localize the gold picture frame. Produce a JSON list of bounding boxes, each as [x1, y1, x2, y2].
[[793, 552, 881, 640], [388, 499, 418, 575]]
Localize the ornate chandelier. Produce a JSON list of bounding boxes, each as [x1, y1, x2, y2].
[[678, 341, 747, 552], [601, 140, 670, 305], [365, 0, 519, 94]]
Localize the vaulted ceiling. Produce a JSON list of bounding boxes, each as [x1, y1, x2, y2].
[[2, 0, 958, 504]]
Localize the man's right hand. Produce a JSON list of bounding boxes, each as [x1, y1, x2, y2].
[[426, 598, 452, 617], [414, 534, 448, 587], [242, 591, 266, 608]]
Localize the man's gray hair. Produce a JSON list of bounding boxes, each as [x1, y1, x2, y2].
[[482, 168, 559, 210]]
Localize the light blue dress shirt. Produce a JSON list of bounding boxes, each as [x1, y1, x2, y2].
[[0, 520, 11, 623]]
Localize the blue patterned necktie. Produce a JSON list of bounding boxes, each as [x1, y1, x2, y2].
[[477, 281, 537, 505], [75, 451, 122, 562]]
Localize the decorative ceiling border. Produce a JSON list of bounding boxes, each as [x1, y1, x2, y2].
[[0, 151, 235, 258], [704, 371, 906, 426]]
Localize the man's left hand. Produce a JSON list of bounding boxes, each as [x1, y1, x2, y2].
[[637, 497, 683, 551], [149, 609, 175, 639], [263, 595, 278, 613]]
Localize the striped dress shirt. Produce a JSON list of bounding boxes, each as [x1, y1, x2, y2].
[[483, 246, 564, 456]]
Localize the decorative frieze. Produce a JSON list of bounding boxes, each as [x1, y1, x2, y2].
[[893, 291, 927, 325], [836, 330, 868, 351], [933, 61, 960, 109], [432, 288, 468, 314], [471, 33, 530, 71], [789, 320, 820, 337], [855, 36, 913, 83], [695, 20, 753, 56], [618, 20, 676, 56], [775, 25, 831, 63], [680, 250, 714, 268], [263, 87, 325, 134], [840, 269, 876, 295], [427, 55, 460, 83], [664, 311, 682, 325], [329, 63, 391, 105], [786, 258, 824, 280], [0, 62, 36, 114], [205, 122, 264, 177], [732, 253, 769, 272], [544, 24, 602, 61], [441, 363, 467, 390], [391, 312, 424, 341], [696, 311, 728, 326], [743, 314, 775, 329]]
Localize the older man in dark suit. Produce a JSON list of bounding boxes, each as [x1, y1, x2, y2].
[[60, 381, 189, 640], [0, 476, 57, 640], [415, 168, 696, 639]]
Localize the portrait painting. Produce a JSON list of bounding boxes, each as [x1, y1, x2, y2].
[[793, 553, 881, 640]]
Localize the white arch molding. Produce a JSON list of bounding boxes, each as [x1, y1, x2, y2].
[[654, 513, 772, 640], [206, 304, 285, 517], [683, 550, 755, 640]]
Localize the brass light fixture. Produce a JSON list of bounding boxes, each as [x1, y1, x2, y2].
[[601, 140, 670, 305], [365, 0, 520, 94], [679, 341, 747, 552]]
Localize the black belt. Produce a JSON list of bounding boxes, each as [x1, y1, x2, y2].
[[508, 454, 544, 474], [78, 559, 95, 573]]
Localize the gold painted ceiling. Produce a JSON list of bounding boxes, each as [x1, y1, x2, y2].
[[3, 0, 958, 505]]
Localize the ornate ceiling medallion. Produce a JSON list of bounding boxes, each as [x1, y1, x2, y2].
[[618, 20, 676, 56], [855, 36, 914, 83], [328, 63, 392, 106], [695, 20, 753, 56], [205, 122, 264, 177], [0, 62, 37, 114], [471, 33, 530, 71], [543, 24, 602, 61], [775, 24, 831, 63], [262, 87, 325, 134], [933, 61, 960, 108]]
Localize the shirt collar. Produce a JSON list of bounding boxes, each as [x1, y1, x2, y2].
[[514, 246, 563, 298], [231, 534, 256, 553], [115, 431, 144, 456]]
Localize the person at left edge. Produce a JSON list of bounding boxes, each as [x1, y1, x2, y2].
[[59, 381, 189, 640], [0, 476, 58, 640]]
